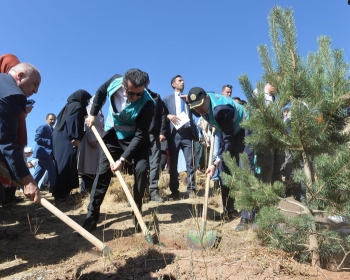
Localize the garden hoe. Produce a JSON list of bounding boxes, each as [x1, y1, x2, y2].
[[91, 125, 154, 245], [187, 128, 217, 250], [0, 165, 112, 256]]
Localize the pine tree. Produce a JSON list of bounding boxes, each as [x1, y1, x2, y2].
[[223, 6, 350, 267]]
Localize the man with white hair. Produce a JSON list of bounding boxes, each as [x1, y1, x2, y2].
[[0, 63, 41, 204]]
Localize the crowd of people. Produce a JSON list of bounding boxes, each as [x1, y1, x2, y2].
[[0, 52, 287, 236]]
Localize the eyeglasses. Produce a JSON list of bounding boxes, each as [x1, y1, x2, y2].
[[123, 85, 144, 97]]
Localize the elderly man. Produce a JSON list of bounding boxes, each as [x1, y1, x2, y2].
[[0, 63, 41, 204], [187, 87, 255, 231], [82, 69, 155, 232]]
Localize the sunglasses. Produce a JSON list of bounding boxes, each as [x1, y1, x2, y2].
[[123, 85, 144, 97]]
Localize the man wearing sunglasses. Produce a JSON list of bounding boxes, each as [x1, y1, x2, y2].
[[82, 68, 155, 233]]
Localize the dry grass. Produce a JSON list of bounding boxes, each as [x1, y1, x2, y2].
[[1, 170, 349, 279]]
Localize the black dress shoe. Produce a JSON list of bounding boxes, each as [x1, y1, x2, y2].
[[53, 192, 70, 201], [167, 192, 180, 201], [82, 217, 97, 232], [214, 209, 239, 221], [2, 196, 24, 207]]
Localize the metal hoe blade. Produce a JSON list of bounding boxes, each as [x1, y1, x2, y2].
[[187, 229, 217, 250], [187, 128, 217, 250]]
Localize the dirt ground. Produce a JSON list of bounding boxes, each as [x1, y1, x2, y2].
[[1, 171, 350, 280]]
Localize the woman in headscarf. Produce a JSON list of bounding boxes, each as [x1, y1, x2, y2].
[[52, 89, 92, 200], [0, 54, 20, 73]]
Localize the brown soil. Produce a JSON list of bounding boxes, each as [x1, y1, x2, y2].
[[1, 171, 350, 279]]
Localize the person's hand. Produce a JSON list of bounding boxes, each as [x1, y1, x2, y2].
[[20, 175, 41, 204], [85, 115, 96, 128], [206, 165, 216, 178], [71, 139, 80, 148], [110, 160, 123, 173], [89, 141, 98, 149], [27, 162, 34, 168], [168, 114, 181, 126], [25, 105, 34, 114], [179, 95, 188, 103], [159, 134, 166, 142]]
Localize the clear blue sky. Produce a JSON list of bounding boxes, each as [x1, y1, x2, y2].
[[1, 0, 349, 152]]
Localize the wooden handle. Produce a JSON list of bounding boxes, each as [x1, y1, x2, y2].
[[201, 127, 216, 232], [0, 165, 109, 253], [91, 125, 150, 237]]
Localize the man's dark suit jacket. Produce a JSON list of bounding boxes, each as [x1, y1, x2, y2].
[[0, 74, 30, 180], [33, 124, 53, 159], [163, 94, 198, 140]]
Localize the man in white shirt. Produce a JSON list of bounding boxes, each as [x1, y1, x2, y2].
[[163, 75, 198, 200]]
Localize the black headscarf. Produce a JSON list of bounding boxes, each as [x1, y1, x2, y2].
[[55, 89, 92, 131]]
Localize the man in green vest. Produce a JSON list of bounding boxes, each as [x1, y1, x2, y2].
[[82, 69, 155, 232], [188, 87, 255, 231]]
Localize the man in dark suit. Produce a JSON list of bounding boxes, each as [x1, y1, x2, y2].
[[82, 69, 155, 233], [33, 113, 57, 192], [0, 62, 41, 204], [145, 75, 168, 202], [163, 75, 198, 200]]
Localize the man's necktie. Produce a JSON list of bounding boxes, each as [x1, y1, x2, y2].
[[179, 94, 185, 112]]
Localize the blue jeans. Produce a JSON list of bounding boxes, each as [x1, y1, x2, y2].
[[33, 155, 57, 192]]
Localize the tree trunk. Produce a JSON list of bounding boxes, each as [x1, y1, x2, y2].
[[310, 234, 321, 267], [301, 150, 313, 193]]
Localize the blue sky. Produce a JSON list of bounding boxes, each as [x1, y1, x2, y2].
[[1, 0, 349, 153]]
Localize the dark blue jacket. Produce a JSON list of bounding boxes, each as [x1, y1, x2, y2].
[[0, 74, 30, 179], [33, 124, 53, 159]]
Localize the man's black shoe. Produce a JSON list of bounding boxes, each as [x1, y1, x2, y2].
[[150, 193, 164, 202], [167, 192, 180, 201], [2, 196, 24, 207], [214, 209, 239, 221], [53, 192, 70, 201], [82, 218, 97, 232]]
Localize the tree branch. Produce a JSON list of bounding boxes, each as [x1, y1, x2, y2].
[[277, 207, 304, 215]]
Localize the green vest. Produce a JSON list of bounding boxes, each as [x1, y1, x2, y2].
[[105, 77, 155, 139], [206, 92, 245, 135]]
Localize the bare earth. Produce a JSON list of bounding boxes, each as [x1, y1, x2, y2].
[[1, 171, 350, 279]]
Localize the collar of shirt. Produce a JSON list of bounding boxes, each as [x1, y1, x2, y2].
[[175, 91, 186, 115], [112, 87, 128, 112]]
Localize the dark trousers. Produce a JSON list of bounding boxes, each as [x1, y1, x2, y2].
[[0, 183, 4, 204], [219, 129, 245, 212], [86, 130, 149, 222], [256, 152, 284, 185], [168, 130, 196, 193], [149, 134, 161, 196], [33, 155, 57, 192]]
